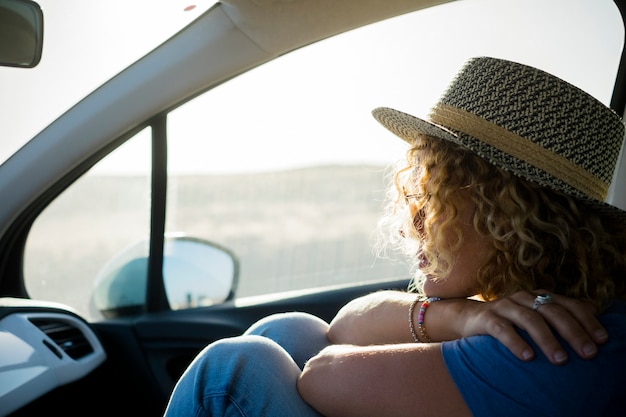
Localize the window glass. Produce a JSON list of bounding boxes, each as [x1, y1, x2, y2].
[[21, 0, 624, 314], [166, 0, 623, 300], [0, 0, 217, 165], [24, 129, 152, 320]]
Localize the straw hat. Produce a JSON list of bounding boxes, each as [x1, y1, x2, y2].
[[372, 56, 626, 223]]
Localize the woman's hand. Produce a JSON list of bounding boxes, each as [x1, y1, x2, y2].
[[430, 291, 608, 365]]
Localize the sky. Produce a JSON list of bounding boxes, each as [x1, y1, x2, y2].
[[0, 0, 623, 178]]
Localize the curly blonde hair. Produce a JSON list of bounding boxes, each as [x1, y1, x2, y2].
[[376, 134, 626, 310]]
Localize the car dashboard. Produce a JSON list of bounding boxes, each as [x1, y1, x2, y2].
[[0, 298, 106, 416]]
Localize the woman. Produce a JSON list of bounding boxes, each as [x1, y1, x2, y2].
[[164, 57, 626, 416]]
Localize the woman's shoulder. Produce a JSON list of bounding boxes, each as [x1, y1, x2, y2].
[[598, 300, 626, 330], [603, 299, 626, 316], [599, 299, 626, 337], [440, 308, 626, 417]]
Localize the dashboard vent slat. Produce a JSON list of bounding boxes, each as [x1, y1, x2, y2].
[[29, 318, 94, 359]]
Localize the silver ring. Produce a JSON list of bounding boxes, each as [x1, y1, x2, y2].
[[532, 294, 553, 311]]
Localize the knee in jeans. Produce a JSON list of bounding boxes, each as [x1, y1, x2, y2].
[[191, 335, 285, 375], [245, 312, 328, 340]]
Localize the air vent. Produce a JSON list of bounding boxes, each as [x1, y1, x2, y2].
[[29, 318, 94, 360]]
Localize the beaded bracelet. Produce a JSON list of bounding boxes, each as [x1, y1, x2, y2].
[[408, 296, 421, 342], [418, 296, 442, 342], [409, 296, 442, 343]]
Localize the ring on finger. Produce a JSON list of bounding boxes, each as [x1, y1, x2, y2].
[[532, 293, 553, 311]]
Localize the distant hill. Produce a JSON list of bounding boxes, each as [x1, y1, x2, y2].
[[24, 165, 410, 318]]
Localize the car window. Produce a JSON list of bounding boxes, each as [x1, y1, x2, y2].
[[0, 0, 217, 164], [24, 129, 153, 319], [22, 0, 624, 320], [166, 0, 623, 299]]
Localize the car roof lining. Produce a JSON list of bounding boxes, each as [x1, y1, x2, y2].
[[220, 0, 454, 56]]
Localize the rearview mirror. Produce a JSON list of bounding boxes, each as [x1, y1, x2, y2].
[[0, 0, 43, 68]]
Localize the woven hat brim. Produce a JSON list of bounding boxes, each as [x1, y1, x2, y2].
[[372, 106, 458, 146], [372, 106, 626, 224]]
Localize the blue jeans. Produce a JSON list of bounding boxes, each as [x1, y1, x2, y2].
[[163, 312, 330, 417]]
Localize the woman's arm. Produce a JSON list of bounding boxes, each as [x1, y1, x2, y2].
[[328, 290, 608, 364], [297, 343, 471, 417], [327, 290, 415, 345]]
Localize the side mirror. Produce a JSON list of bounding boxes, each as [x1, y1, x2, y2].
[[0, 0, 43, 68], [91, 236, 239, 319]]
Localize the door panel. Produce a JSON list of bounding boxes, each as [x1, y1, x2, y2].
[[91, 279, 409, 413]]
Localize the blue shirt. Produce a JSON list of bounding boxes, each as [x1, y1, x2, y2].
[[441, 301, 626, 417]]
